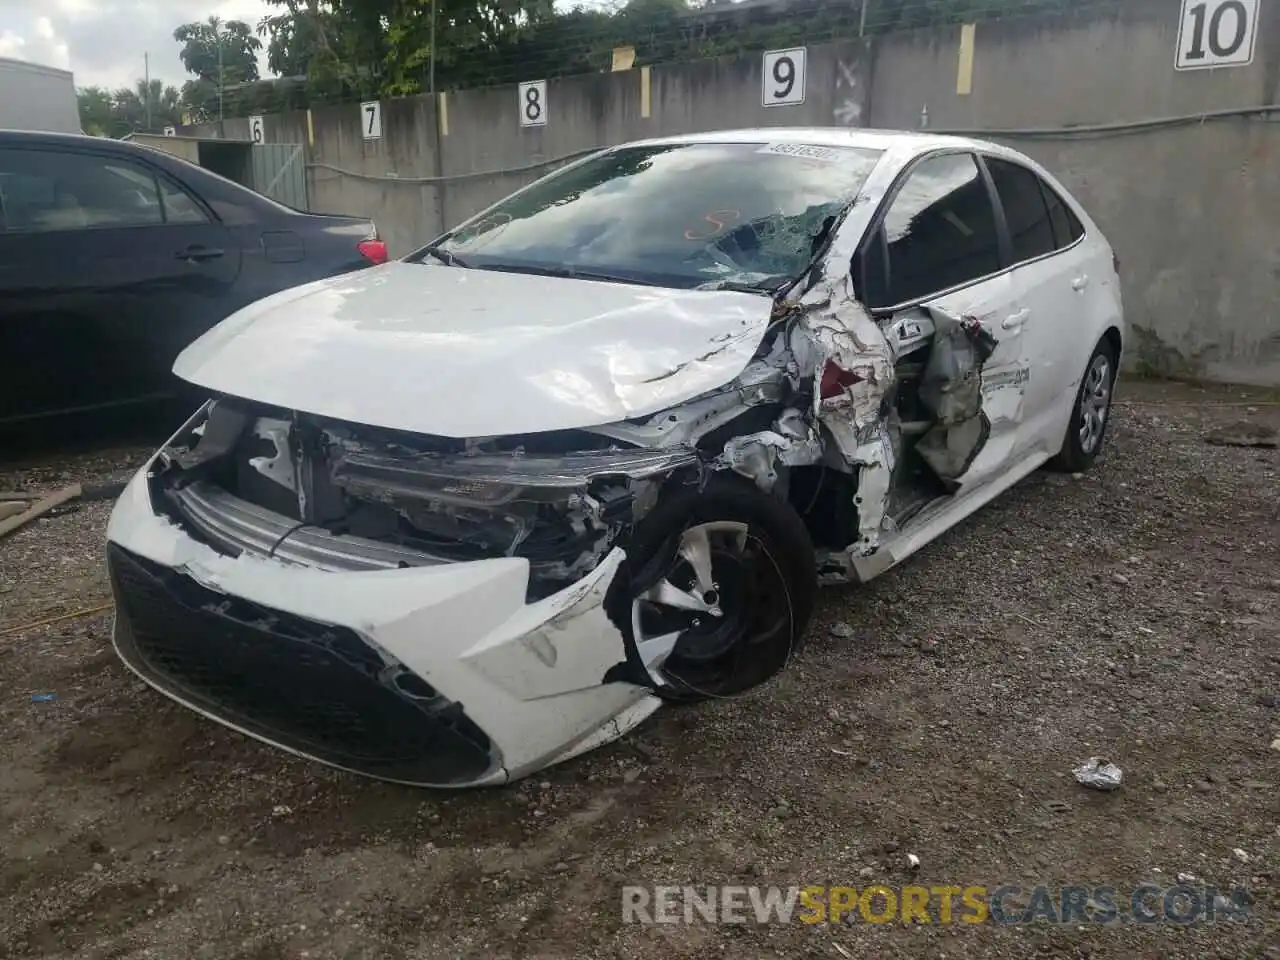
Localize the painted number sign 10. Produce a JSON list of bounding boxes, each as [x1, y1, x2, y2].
[[361, 101, 383, 140], [762, 47, 806, 107], [1176, 0, 1259, 69], [518, 80, 548, 127]]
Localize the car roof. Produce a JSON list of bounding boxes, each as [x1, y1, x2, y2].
[[0, 125, 999, 162], [0, 129, 135, 150], [614, 126, 1000, 156]]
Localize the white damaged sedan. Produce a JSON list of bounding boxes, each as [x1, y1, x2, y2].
[[107, 129, 1124, 787]]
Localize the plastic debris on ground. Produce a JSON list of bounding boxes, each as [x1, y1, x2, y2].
[[1072, 757, 1123, 791]]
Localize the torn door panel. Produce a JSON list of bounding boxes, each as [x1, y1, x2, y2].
[[914, 312, 999, 484], [790, 278, 897, 558], [780, 270, 1017, 563]]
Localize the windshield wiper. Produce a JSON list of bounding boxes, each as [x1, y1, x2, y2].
[[473, 263, 662, 287], [421, 246, 470, 268], [696, 278, 788, 297]]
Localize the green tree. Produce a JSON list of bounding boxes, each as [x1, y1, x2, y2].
[[246, 0, 1082, 106], [258, 0, 561, 100], [174, 16, 264, 121], [76, 80, 183, 137], [77, 86, 117, 137]]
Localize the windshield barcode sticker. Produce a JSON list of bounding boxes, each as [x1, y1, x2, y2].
[[757, 142, 852, 162]]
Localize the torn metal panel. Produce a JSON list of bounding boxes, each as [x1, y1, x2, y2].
[[883, 310, 937, 362], [584, 339, 794, 450], [914, 312, 999, 483], [717, 407, 825, 492], [462, 549, 633, 701], [919, 316, 998, 426], [246, 418, 296, 493], [789, 274, 898, 559]]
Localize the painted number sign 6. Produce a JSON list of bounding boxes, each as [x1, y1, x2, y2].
[[519, 80, 548, 127], [1176, 0, 1259, 69], [762, 47, 806, 107]]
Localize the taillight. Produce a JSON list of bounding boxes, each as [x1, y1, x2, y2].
[[820, 359, 863, 400], [358, 238, 388, 265]]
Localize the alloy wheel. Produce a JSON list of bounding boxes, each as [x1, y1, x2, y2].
[[630, 520, 793, 695], [1078, 353, 1112, 455]]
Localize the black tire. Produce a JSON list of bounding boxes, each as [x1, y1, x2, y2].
[[607, 473, 817, 704], [1047, 337, 1118, 473]]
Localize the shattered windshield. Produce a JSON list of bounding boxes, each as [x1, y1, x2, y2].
[[424, 141, 883, 290]]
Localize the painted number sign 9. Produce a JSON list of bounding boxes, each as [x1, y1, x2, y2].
[[1176, 0, 1259, 69], [762, 48, 806, 107]]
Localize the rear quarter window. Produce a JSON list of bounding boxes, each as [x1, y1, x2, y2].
[[986, 156, 1056, 263], [1039, 179, 1085, 249]]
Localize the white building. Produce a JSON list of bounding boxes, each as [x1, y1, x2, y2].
[[0, 57, 81, 134]]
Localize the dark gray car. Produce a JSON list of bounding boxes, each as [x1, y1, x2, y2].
[[0, 130, 385, 424]]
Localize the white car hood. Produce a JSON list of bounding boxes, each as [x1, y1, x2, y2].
[[174, 262, 775, 438]]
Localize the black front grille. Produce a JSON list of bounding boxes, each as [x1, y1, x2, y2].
[[108, 544, 497, 785]]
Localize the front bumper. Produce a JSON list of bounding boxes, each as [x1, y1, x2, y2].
[[106, 467, 660, 787]]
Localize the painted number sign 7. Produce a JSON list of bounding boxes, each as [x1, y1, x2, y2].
[[1175, 0, 1259, 69], [361, 101, 383, 140]]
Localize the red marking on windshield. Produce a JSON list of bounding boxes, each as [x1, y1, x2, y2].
[[684, 209, 742, 241]]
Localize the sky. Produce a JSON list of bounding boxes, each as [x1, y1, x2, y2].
[[0, 0, 275, 90]]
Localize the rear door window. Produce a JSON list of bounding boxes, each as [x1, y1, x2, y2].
[[986, 156, 1056, 263], [864, 152, 1002, 308]]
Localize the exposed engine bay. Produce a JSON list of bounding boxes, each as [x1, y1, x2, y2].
[[150, 291, 1001, 599]]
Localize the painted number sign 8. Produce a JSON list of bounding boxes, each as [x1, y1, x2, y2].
[[762, 48, 806, 107], [518, 80, 548, 128], [1176, 0, 1259, 69]]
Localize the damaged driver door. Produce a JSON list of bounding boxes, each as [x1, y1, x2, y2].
[[858, 151, 1029, 496], [910, 284, 1025, 490]]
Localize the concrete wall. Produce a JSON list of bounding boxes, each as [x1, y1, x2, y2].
[[868, 0, 1280, 386], [185, 0, 1280, 385], [128, 133, 201, 164]]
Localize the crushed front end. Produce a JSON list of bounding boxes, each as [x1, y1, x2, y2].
[[106, 401, 697, 787]]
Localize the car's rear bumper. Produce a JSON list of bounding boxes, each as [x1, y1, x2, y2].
[[106, 467, 660, 787]]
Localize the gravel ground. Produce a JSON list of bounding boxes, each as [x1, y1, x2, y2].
[[0, 379, 1277, 960]]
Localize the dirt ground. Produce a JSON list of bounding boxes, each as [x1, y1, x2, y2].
[[1, 379, 1277, 960]]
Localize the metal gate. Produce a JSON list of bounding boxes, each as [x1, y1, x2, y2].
[[249, 143, 309, 211]]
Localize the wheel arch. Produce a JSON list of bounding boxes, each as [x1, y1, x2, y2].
[[1101, 325, 1123, 364]]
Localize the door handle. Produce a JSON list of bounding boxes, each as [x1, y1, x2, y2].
[[1071, 274, 1090, 292], [1001, 308, 1030, 331], [176, 246, 224, 263]]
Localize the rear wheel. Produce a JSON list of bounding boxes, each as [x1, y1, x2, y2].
[[615, 475, 816, 703], [1048, 338, 1117, 473]]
